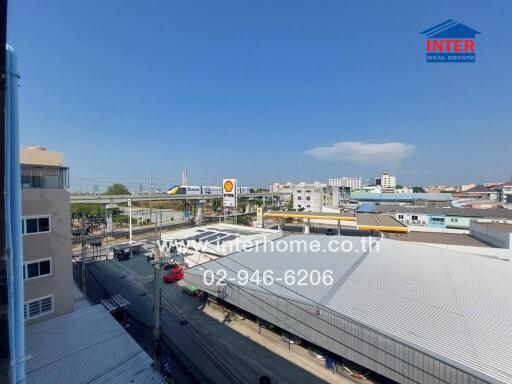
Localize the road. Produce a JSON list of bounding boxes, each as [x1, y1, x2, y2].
[[83, 255, 336, 384]]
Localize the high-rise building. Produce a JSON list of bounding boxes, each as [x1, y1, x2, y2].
[[20, 146, 73, 323], [328, 177, 362, 190]]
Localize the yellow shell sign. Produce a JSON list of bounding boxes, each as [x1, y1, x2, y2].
[[223, 180, 234, 193]]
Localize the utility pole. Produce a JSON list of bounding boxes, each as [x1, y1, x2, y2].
[[234, 198, 237, 225], [80, 215, 86, 295], [154, 212, 158, 241], [153, 242, 161, 372], [149, 172, 153, 222], [159, 212, 163, 240], [128, 198, 133, 245]]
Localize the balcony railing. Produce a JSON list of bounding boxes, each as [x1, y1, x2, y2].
[[21, 164, 69, 189]]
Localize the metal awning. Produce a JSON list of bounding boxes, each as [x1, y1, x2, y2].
[[101, 294, 130, 312]]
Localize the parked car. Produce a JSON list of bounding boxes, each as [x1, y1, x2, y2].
[[258, 319, 274, 330], [163, 265, 184, 284], [308, 348, 326, 360], [282, 332, 301, 345]]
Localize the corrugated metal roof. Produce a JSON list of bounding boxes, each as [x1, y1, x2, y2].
[[72, 284, 90, 311], [465, 185, 495, 193], [356, 213, 407, 231], [188, 235, 512, 384], [328, 239, 512, 384], [351, 192, 453, 202], [188, 235, 368, 303], [26, 304, 164, 384], [101, 294, 130, 312], [373, 205, 512, 219]]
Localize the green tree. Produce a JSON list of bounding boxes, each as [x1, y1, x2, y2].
[[105, 183, 130, 195], [395, 184, 403, 189], [211, 198, 221, 213], [238, 215, 251, 226], [412, 186, 425, 193], [71, 203, 105, 218]]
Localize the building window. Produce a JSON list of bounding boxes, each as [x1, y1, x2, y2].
[[297, 196, 302, 200], [24, 295, 53, 320], [22, 216, 50, 235], [398, 214, 404, 219], [24, 259, 52, 280], [412, 215, 418, 221], [306, 196, 311, 201]]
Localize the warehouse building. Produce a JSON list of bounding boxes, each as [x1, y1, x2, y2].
[[350, 192, 452, 206], [185, 235, 512, 384], [369, 205, 512, 230]]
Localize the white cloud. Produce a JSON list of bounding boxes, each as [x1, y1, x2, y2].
[[304, 141, 415, 164]]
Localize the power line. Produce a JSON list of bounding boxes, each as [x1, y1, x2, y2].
[[160, 302, 248, 384], [85, 262, 246, 384]]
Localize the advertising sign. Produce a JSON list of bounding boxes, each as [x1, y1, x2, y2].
[[223, 179, 237, 208]]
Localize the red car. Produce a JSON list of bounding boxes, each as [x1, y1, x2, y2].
[[163, 265, 184, 284]]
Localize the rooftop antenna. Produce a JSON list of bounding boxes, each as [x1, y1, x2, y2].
[[182, 165, 188, 186]]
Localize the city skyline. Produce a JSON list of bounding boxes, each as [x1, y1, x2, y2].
[[8, 0, 512, 188]]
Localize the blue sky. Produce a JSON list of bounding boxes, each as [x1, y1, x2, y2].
[[8, 0, 512, 191]]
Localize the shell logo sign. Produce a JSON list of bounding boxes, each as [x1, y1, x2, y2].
[[223, 180, 234, 193], [223, 178, 237, 208]]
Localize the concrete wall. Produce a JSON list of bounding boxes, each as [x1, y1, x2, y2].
[[187, 276, 489, 384], [393, 213, 428, 226], [22, 189, 73, 323], [445, 216, 473, 229], [20, 146, 63, 166], [470, 222, 512, 249]]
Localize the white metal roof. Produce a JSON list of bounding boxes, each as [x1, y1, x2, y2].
[[26, 304, 164, 384], [162, 223, 283, 256], [189, 235, 367, 302], [187, 235, 512, 384]]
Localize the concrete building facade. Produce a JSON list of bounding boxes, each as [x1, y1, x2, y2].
[[494, 182, 512, 204], [328, 177, 362, 190], [377, 173, 396, 189], [293, 182, 326, 212], [20, 146, 73, 323], [371, 206, 512, 232]]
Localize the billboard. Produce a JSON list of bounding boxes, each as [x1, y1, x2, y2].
[[223, 179, 237, 208]]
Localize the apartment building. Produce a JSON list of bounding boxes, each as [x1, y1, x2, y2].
[[376, 172, 396, 189], [494, 181, 512, 204], [328, 177, 362, 190], [20, 146, 73, 323], [293, 181, 326, 212], [269, 182, 294, 193]]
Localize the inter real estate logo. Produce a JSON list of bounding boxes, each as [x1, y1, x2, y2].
[[420, 20, 481, 63]]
